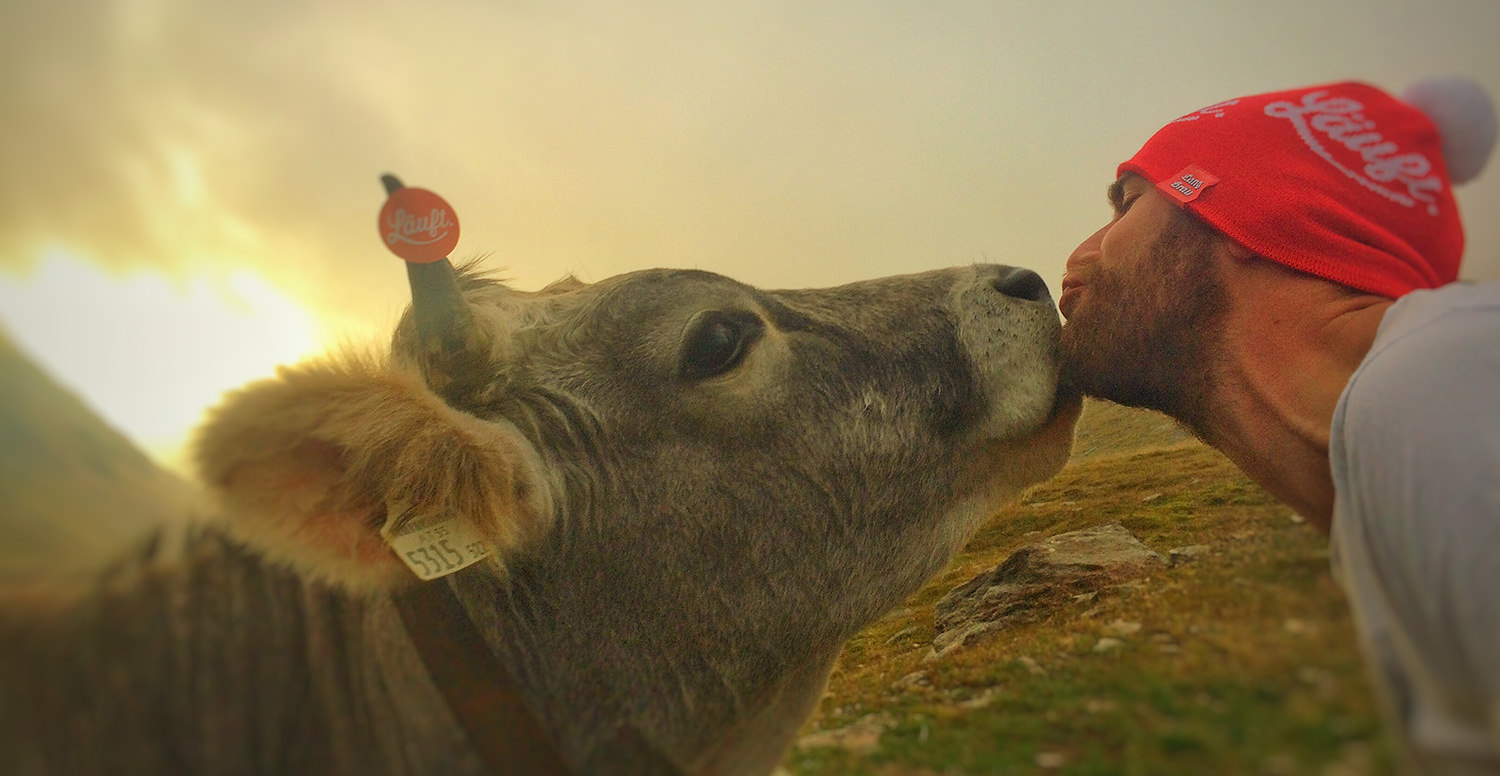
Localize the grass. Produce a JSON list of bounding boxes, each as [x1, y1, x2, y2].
[[780, 436, 1391, 776]]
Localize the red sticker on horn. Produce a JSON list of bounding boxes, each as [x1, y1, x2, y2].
[[378, 187, 461, 263]]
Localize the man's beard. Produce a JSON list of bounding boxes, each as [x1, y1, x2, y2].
[[1059, 215, 1229, 433]]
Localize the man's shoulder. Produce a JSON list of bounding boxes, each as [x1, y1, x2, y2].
[[1332, 280, 1500, 500], [1343, 281, 1500, 424], [1371, 281, 1500, 353]]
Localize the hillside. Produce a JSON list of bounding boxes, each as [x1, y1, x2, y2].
[[0, 331, 203, 581], [1069, 398, 1193, 459], [783, 402, 1390, 775]]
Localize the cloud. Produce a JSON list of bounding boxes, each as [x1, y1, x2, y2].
[[0, 2, 1117, 312], [0, 248, 320, 472], [1, 0, 1496, 336], [0, 0, 410, 319]]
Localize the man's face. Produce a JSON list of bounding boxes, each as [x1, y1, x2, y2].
[[1057, 174, 1229, 425]]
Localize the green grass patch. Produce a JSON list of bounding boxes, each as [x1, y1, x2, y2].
[[781, 439, 1391, 775]]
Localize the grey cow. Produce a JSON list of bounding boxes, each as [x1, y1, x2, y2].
[[1, 259, 1080, 775]]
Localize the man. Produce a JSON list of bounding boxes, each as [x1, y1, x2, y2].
[[1057, 78, 1498, 774]]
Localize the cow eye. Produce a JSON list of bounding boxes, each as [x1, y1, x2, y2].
[[680, 311, 763, 381]]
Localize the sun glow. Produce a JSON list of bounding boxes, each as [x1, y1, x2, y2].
[[0, 248, 323, 476]]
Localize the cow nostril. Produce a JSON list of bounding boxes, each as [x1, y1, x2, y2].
[[992, 268, 1051, 302]]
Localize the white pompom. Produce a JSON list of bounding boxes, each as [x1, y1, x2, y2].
[[1403, 77, 1498, 185]]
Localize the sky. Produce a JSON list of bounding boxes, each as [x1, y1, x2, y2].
[[1, 0, 1498, 475]]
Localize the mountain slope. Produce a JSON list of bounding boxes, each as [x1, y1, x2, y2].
[[1070, 398, 1194, 460], [0, 331, 203, 581]]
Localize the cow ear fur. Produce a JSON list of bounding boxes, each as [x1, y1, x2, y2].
[[193, 353, 553, 593]]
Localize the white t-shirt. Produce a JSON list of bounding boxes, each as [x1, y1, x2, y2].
[[1329, 281, 1500, 774]]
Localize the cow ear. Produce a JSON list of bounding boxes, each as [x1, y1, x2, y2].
[[193, 354, 553, 593]]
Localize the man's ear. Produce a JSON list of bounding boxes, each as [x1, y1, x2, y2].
[[1219, 234, 1257, 262], [193, 354, 553, 593]]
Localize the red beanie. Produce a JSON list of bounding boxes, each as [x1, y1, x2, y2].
[[1120, 79, 1496, 298]]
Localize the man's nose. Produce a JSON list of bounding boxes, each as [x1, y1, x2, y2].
[[1066, 222, 1109, 267]]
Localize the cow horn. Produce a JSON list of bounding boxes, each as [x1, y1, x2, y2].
[[383, 174, 488, 396]]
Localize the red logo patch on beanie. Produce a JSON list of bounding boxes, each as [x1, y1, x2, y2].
[[1157, 164, 1219, 204]]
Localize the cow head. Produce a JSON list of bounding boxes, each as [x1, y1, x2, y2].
[[197, 261, 1075, 600], [194, 259, 1078, 767]]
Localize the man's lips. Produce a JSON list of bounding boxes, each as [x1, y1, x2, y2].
[[1058, 273, 1083, 317]]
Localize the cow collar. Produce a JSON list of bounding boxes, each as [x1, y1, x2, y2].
[[394, 579, 573, 775]]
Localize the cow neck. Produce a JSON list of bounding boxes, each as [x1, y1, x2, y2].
[[393, 579, 573, 775]]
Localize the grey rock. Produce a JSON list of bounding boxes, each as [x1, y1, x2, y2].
[[795, 713, 895, 754], [890, 670, 931, 692], [1168, 544, 1211, 567], [955, 687, 1000, 709], [926, 524, 1164, 661], [1092, 637, 1125, 653], [1015, 655, 1047, 676]]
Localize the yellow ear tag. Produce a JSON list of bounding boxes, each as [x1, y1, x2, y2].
[[382, 515, 493, 581]]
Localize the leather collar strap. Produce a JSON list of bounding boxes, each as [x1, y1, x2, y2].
[[395, 580, 573, 775]]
